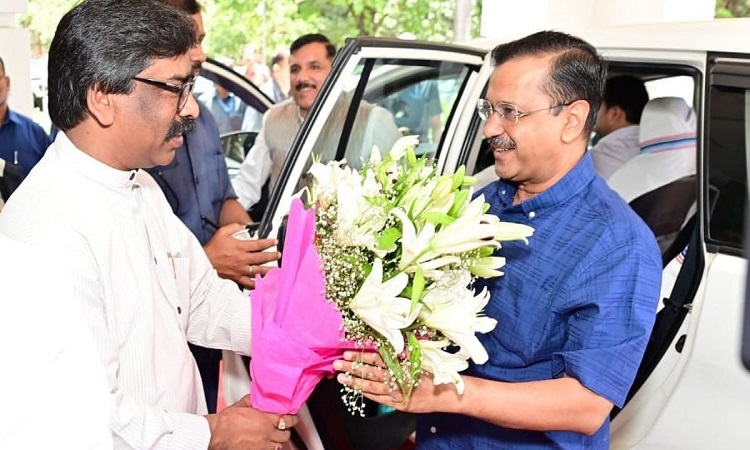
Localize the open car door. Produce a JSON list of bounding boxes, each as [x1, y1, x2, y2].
[[256, 37, 486, 450]]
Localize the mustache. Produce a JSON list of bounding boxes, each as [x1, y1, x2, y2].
[[165, 117, 196, 142], [487, 135, 516, 150], [294, 81, 316, 91]]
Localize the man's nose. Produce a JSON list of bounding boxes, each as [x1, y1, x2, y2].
[[180, 93, 200, 119], [482, 114, 507, 139]]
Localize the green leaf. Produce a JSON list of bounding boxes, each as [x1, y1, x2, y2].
[[376, 227, 402, 250], [451, 165, 466, 191], [406, 146, 417, 165], [406, 332, 422, 399], [378, 342, 406, 393], [448, 189, 470, 216], [422, 211, 456, 226], [410, 267, 425, 313]]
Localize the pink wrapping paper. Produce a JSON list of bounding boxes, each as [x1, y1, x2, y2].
[[250, 198, 350, 414]]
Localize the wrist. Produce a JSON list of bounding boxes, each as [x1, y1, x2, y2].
[[204, 414, 223, 450]]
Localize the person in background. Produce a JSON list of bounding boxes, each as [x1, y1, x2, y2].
[[201, 80, 248, 134], [261, 49, 291, 102], [335, 30, 662, 449], [239, 44, 271, 87], [29, 42, 48, 112], [389, 79, 442, 143], [149, 0, 280, 414], [0, 56, 51, 186], [0, 0, 298, 447], [589, 75, 649, 180], [232, 33, 401, 212], [0, 234, 112, 449]]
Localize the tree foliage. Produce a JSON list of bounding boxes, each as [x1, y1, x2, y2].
[[715, 0, 750, 18], [19, 0, 481, 67]]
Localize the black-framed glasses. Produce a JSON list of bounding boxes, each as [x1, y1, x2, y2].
[[476, 99, 571, 126], [132, 76, 196, 112]]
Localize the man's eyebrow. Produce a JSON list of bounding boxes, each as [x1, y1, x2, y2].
[[170, 73, 194, 83]]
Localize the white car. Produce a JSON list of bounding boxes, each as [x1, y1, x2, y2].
[[212, 19, 750, 449]]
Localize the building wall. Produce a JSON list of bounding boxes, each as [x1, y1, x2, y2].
[[480, 0, 715, 38], [0, 0, 33, 118]]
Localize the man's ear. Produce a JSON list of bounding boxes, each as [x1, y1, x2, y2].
[[86, 85, 115, 127], [561, 99, 590, 144]]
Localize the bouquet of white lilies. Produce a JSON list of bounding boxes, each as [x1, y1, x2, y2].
[[307, 136, 534, 408]]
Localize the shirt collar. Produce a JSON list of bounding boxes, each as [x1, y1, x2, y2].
[[492, 152, 596, 215], [1, 109, 22, 128], [56, 132, 140, 190]]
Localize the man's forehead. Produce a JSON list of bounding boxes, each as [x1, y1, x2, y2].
[[290, 43, 329, 64], [489, 57, 549, 94], [143, 54, 193, 79]]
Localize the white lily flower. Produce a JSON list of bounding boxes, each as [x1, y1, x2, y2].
[[468, 256, 506, 278], [369, 145, 382, 165], [308, 160, 346, 206], [429, 195, 534, 255], [391, 208, 436, 269], [389, 135, 420, 161], [419, 339, 470, 394], [420, 285, 496, 364], [350, 259, 420, 353]]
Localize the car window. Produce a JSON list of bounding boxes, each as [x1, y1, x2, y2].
[[288, 58, 472, 195], [194, 74, 265, 136], [706, 58, 750, 251]]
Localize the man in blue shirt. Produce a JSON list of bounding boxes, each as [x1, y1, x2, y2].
[[336, 31, 662, 449], [148, 0, 280, 414], [0, 56, 51, 190]]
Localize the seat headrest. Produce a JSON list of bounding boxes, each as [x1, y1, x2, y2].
[[639, 97, 697, 153]]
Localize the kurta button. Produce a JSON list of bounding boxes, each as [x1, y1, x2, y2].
[[177, 306, 182, 314], [529, 211, 536, 219], [154, 257, 157, 265], [430, 426, 437, 434]]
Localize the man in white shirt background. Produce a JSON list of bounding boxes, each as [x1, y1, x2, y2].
[[589, 75, 649, 180], [232, 33, 401, 215], [0, 0, 297, 448]]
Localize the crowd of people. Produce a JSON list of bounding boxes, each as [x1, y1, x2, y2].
[[0, 0, 678, 448]]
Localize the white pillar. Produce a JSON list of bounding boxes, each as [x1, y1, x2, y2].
[[480, 0, 715, 38], [0, 0, 33, 117]]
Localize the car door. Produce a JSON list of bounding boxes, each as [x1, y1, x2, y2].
[[608, 52, 750, 449], [251, 37, 485, 450], [256, 37, 487, 241]]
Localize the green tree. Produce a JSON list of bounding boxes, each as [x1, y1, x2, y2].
[[18, 0, 79, 47], [19, 0, 482, 66], [716, 0, 750, 17], [204, 0, 482, 65]]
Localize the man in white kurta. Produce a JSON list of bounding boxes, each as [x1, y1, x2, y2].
[[0, 0, 297, 448], [0, 233, 112, 449], [1, 132, 251, 446]]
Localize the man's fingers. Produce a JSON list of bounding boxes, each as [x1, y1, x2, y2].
[[217, 223, 245, 236], [343, 350, 384, 367], [239, 238, 278, 252]]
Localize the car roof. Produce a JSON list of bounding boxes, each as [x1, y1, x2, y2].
[[467, 18, 750, 55]]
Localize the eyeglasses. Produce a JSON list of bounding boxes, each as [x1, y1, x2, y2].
[[132, 76, 196, 112], [476, 99, 571, 126]]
